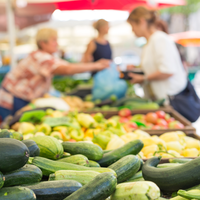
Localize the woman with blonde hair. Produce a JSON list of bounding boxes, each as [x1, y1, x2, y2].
[[0, 28, 109, 119], [82, 19, 112, 75], [127, 7, 200, 122]]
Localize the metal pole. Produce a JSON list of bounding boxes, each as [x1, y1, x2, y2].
[[6, 0, 16, 68]]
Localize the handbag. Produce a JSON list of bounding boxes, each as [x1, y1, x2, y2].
[[169, 80, 200, 122]]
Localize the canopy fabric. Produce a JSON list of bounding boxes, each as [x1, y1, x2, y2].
[[170, 31, 200, 47]]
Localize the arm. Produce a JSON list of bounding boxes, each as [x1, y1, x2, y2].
[[81, 40, 96, 63], [128, 71, 172, 84], [53, 59, 110, 75]]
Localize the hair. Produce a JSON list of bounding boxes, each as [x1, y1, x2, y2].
[[36, 28, 57, 49], [93, 19, 108, 32], [156, 20, 169, 34], [127, 6, 158, 27]]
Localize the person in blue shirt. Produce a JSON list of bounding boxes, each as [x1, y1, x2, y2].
[[82, 19, 112, 75]]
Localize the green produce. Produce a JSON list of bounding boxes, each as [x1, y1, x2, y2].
[[25, 180, 82, 200], [22, 140, 40, 157], [37, 124, 51, 135], [178, 189, 200, 199], [93, 113, 104, 123], [49, 170, 100, 185], [63, 172, 117, 200], [157, 163, 181, 168], [3, 164, 42, 187], [31, 156, 116, 176], [62, 141, 103, 161], [142, 156, 200, 192], [20, 110, 46, 123], [0, 186, 36, 200], [110, 181, 160, 200], [98, 139, 144, 167], [31, 136, 63, 160], [108, 155, 141, 183], [70, 129, 84, 141], [126, 171, 144, 182], [58, 154, 89, 166], [0, 171, 5, 188], [88, 160, 100, 167], [18, 122, 35, 134], [169, 158, 193, 164], [0, 138, 29, 173], [170, 196, 188, 200], [77, 113, 96, 128], [92, 132, 112, 149], [0, 129, 23, 140]]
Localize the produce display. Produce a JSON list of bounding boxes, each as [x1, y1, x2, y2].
[[1, 129, 200, 199]]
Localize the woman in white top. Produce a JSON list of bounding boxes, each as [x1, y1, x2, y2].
[[127, 7, 187, 100]]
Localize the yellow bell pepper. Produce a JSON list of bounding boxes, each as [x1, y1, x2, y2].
[[133, 130, 151, 140], [18, 122, 35, 134], [183, 136, 200, 150], [167, 150, 182, 157], [37, 123, 51, 135], [182, 148, 199, 157], [142, 144, 158, 157], [106, 135, 125, 150], [50, 110, 64, 117], [166, 141, 184, 154], [120, 133, 138, 143], [53, 126, 70, 141], [160, 132, 180, 143], [84, 129, 101, 138], [77, 113, 96, 128]]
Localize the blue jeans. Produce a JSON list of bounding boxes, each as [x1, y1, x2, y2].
[[0, 106, 11, 120]]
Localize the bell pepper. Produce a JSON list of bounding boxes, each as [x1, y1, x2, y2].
[[106, 119, 118, 128], [182, 148, 199, 157], [120, 133, 138, 143], [70, 129, 84, 141], [77, 113, 96, 128], [37, 123, 51, 135], [84, 129, 101, 138], [142, 144, 158, 157], [108, 127, 125, 137], [53, 126, 70, 141], [92, 133, 111, 150], [183, 136, 200, 150], [18, 122, 35, 134], [106, 135, 125, 150], [93, 113, 105, 123], [134, 130, 151, 140], [166, 141, 184, 154], [159, 132, 180, 143]]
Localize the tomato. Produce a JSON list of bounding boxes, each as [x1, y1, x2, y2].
[[119, 117, 129, 123], [145, 122, 154, 128], [152, 125, 161, 130], [127, 122, 138, 129], [118, 108, 132, 118], [156, 111, 166, 119], [166, 117, 175, 123], [146, 112, 158, 124], [169, 121, 184, 129], [156, 119, 168, 128], [68, 139, 76, 142]]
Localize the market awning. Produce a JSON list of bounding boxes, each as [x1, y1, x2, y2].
[[170, 31, 200, 47]]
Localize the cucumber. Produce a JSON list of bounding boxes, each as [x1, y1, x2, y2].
[[178, 189, 200, 200], [98, 140, 143, 167], [0, 171, 5, 188], [49, 170, 100, 185], [58, 154, 89, 167], [63, 172, 117, 200], [108, 155, 141, 183], [0, 129, 23, 140], [0, 138, 30, 173], [169, 158, 193, 164], [170, 196, 188, 200], [157, 163, 181, 168], [25, 180, 82, 200], [88, 160, 100, 167], [142, 156, 200, 192], [0, 186, 36, 200], [22, 140, 40, 157], [3, 164, 42, 187], [31, 156, 116, 176], [62, 142, 103, 161], [126, 171, 144, 182]]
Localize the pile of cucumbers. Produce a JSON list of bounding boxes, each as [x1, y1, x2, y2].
[[2, 127, 200, 200]]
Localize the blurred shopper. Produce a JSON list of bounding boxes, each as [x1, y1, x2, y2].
[[127, 7, 200, 122], [0, 28, 109, 119], [82, 19, 112, 75], [156, 19, 169, 34]]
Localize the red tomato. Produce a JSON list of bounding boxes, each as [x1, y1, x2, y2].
[[118, 108, 132, 118], [152, 125, 161, 130], [146, 122, 154, 128], [68, 139, 76, 142], [169, 121, 184, 129], [119, 117, 129, 123], [156, 111, 166, 119], [146, 112, 158, 124], [166, 117, 175, 123], [127, 122, 138, 129], [157, 119, 168, 128]]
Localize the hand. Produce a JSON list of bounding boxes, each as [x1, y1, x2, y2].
[[95, 59, 110, 71], [127, 65, 135, 71], [128, 73, 145, 84]]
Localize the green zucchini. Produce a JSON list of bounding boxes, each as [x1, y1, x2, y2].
[[103, 150, 111, 154], [108, 155, 141, 183], [58, 154, 89, 166], [0, 186, 36, 200], [62, 142, 103, 161], [98, 140, 143, 167], [0, 171, 5, 188], [157, 163, 181, 168], [178, 189, 200, 199], [22, 140, 40, 157], [142, 156, 200, 192], [126, 171, 144, 182], [31, 156, 116, 176], [170, 196, 188, 200], [3, 164, 42, 187], [88, 160, 100, 167], [49, 170, 100, 185], [169, 158, 193, 164], [0, 138, 30, 173], [0, 129, 23, 140], [25, 180, 82, 200], [63, 172, 117, 200]]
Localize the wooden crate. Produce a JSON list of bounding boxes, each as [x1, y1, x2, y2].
[[86, 107, 196, 135]]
